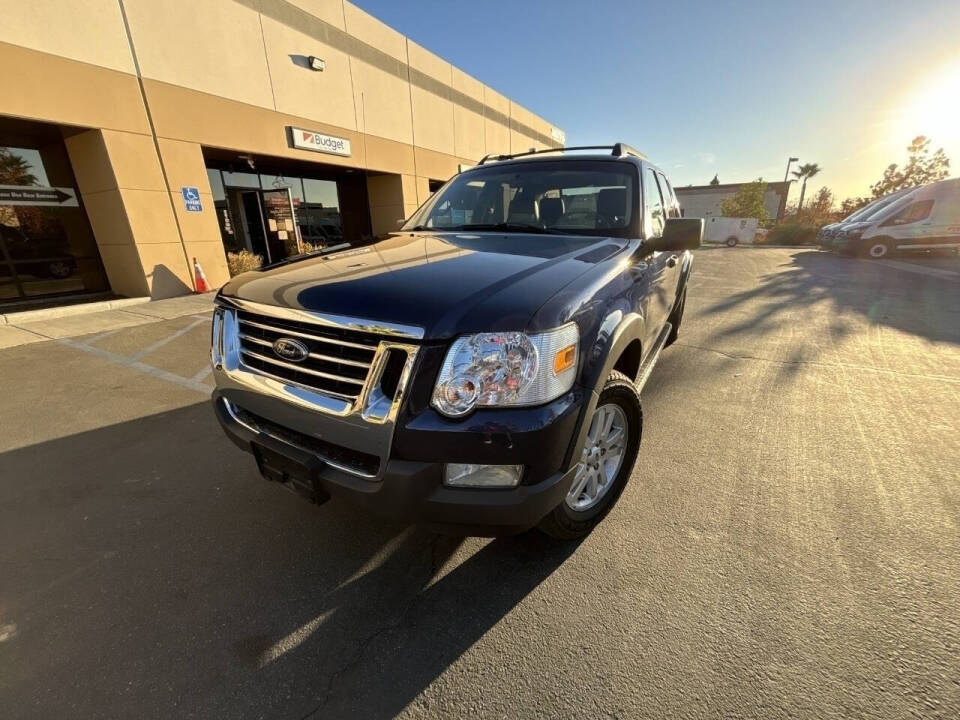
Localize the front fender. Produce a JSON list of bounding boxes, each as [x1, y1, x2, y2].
[[561, 309, 646, 471]]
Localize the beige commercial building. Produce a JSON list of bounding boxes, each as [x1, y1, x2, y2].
[[0, 0, 564, 308]]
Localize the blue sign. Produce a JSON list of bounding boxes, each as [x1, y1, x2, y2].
[[181, 186, 203, 212]]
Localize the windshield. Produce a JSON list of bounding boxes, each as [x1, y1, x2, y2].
[[855, 189, 917, 223], [403, 160, 638, 238]]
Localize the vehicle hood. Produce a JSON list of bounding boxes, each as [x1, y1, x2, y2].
[[220, 231, 627, 339], [841, 221, 872, 233]]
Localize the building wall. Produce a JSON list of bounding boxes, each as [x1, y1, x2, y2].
[[675, 182, 790, 221], [0, 0, 563, 299]]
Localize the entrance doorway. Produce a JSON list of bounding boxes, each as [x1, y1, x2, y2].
[[232, 188, 300, 264], [205, 149, 372, 276]]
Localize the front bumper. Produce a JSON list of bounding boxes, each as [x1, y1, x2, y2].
[[211, 298, 589, 534], [213, 392, 583, 535]]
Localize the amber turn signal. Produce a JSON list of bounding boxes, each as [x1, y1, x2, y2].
[[553, 344, 576, 375]]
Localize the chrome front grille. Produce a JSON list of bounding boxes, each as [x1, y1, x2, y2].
[[236, 309, 380, 399]]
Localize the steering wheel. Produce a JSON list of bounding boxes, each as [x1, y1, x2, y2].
[[559, 210, 611, 228]]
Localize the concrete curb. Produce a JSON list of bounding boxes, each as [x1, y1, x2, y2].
[[0, 296, 151, 325]]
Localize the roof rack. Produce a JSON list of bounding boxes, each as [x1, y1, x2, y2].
[[477, 143, 647, 165]]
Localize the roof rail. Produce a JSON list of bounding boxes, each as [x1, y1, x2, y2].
[[477, 143, 648, 165]]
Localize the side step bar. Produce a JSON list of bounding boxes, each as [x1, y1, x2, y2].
[[635, 322, 671, 392]]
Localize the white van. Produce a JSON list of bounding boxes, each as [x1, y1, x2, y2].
[[836, 178, 960, 258], [818, 187, 915, 249], [703, 217, 758, 246]]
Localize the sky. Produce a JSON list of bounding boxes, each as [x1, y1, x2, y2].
[[355, 0, 960, 204]]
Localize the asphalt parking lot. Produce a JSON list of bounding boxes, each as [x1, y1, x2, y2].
[[1, 248, 958, 719]]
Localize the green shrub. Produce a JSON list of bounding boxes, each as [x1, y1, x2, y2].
[[764, 224, 819, 246]]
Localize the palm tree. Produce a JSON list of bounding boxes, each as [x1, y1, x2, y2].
[[791, 162, 821, 211]]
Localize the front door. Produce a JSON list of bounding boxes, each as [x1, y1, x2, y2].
[[259, 188, 301, 260], [640, 166, 673, 348], [239, 190, 270, 263]]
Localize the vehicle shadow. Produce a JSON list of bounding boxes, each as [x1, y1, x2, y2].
[[0, 401, 578, 720], [697, 250, 960, 347]]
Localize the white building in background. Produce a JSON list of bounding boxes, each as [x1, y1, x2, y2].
[[675, 181, 791, 221]]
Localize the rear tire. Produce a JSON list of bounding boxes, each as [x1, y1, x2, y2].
[[725, 236, 739, 247], [538, 370, 642, 540]]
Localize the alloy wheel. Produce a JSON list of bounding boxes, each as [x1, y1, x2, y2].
[[565, 403, 628, 511]]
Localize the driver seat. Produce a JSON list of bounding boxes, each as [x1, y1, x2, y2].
[[507, 193, 539, 225], [597, 188, 627, 227]]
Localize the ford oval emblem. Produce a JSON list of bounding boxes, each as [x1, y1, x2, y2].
[[272, 337, 309, 363]]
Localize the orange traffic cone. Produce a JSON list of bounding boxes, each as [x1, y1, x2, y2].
[[193, 257, 210, 293]]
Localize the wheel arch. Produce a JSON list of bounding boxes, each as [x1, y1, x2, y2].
[[564, 310, 645, 472]]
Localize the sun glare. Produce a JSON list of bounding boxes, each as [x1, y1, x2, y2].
[[894, 59, 960, 146]]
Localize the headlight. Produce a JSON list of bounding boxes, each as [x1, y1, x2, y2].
[[431, 324, 579, 417]]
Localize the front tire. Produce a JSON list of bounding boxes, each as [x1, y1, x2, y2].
[[725, 236, 739, 247], [861, 238, 893, 259], [538, 370, 642, 540]]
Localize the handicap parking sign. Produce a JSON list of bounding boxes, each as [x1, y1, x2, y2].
[[181, 186, 203, 212]]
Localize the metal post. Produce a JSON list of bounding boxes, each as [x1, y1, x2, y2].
[[784, 157, 799, 184]]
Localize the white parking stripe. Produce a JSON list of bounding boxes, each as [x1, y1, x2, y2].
[[876, 259, 960, 280], [130, 317, 209, 361], [57, 338, 211, 395], [81, 328, 123, 346], [191, 364, 213, 383]]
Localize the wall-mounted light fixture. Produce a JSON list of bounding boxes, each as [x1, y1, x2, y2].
[[308, 56, 325, 72]]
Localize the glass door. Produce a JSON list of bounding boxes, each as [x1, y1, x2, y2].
[[259, 188, 300, 260]]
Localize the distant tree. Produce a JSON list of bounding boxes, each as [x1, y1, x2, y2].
[[720, 178, 769, 222], [870, 136, 950, 198], [0, 148, 37, 186], [791, 162, 821, 211], [0, 149, 38, 226], [709, 174, 719, 186], [839, 196, 871, 216], [780, 187, 837, 228], [806, 187, 834, 216]]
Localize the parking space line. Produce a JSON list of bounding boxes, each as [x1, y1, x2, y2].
[[130, 317, 210, 361], [191, 364, 213, 383], [875, 259, 960, 280], [79, 328, 123, 346], [58, 338, 211, 395]]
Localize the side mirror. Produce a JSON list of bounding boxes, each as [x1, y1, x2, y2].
[[638, 218, 703, 257]]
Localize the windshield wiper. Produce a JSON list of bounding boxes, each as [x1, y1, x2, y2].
[[457, 223, 574, 235]]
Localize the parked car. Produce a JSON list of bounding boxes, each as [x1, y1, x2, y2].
[[703, 217, 757, 246], [210, 144, 702, 539], [818, 188, 915, 249], [835, 178, 960, 258]]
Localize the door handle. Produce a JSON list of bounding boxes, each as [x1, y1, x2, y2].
[[666, 255, 678, 268]]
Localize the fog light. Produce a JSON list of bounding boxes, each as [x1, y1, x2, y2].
[[444, 463, 523, 488]]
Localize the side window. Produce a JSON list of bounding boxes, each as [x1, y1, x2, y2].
[[884, 199, 934, 226], [643, 167, 665, 237], [657, 172, 680, 218]]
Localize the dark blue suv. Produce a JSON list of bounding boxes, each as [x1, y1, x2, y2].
[[210, 144, 702, 539]]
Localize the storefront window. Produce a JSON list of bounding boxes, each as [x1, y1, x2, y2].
[[260, 175, 304, 203], [0, 135, 109, 305], [221, 170, 260, 188], [206, 156, 349, 274], [300, 179, 342, 249]]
